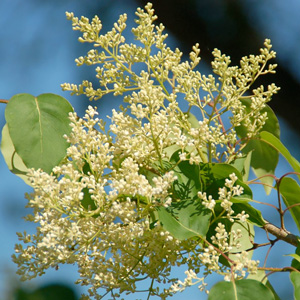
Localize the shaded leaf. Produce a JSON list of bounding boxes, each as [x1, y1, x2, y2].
[[15, 283, 78, 300], [231, 151, 252, 182], [198, 163, 252, 200], [230, 198, 265, 227], [243, 139, 278, 195], [236, 101, 280, 195], [292, 244, 300, 271], [236, 99, 280, 139], [278, 177, 300, 231]]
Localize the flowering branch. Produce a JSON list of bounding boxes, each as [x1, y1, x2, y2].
[[3, 2, 300, 299]]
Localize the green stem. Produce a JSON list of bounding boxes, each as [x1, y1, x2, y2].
[[147, 278, 155, 300]]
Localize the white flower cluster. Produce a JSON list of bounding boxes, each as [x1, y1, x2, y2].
[[62, 2, 279, 164], [12, 105, 187, 299], [170, 269, 208, 294], [12, 2, 279, 298], [198, 173, 247, 222], [198, 222, 258, 285]]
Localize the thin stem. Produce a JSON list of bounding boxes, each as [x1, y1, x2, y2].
[[284, 203, 300, 215], [147, 278, 155, 300], [247, 173, 278, 185], [275, 178, 285, 230], [263, 242, 275, 268], [0, 99, 8, 104]]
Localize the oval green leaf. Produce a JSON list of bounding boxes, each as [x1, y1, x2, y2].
[[5, 93, 73, 173], [208, 279, 275, 300]]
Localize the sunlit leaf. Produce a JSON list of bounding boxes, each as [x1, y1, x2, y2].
[[5, 93, 73, 173], [208, 279, 275, 300], [291, 272, 300, 300], [157, 199, 211, 240], [229, 222, 254, 255], [0, 124, 31, 185], [260, 131, 300, 181], [247, 270, 280, 300], [285, 253, 300, 263]]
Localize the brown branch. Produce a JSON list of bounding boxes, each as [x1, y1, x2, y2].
[[263, 222, 299, 247], [0, 99, 8, 104]]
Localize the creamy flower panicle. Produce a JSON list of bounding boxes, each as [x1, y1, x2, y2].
[[13, 2, 278, 299]]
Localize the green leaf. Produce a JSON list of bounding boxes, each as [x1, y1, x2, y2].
[[236, 100, 280, 195], [228, 222, 254, 265], [278, 177, 300, 231], [292, 245, 300, 271], [208, 279, 275, 300], [291, 272, 300, 300], [242, 139, 278, 195], [0, 124, 31, 185], [184, 111, 200, 128], [230, 198, 265, 227], [198, 163, 253, 200], [231, 151, 252, 182], [285, 253, 300, 263], [157, 199, 211, 240], [5, 93, 73, 173], [15, 283, 77, 300], [80, 161, 97, 211], [260, 131, 300, 181], [236, 99, 280, 139], [247, 270, 280, 300], [162, 111, 207, 161], [229, 222, 254, 254]]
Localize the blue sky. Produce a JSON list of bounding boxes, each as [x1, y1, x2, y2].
[[1, 1, 300, 299]]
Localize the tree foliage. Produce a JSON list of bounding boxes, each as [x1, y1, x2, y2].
[[1, 3, 300, 300]]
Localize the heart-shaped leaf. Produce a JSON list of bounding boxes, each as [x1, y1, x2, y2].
[[5, 93, 73, 173]]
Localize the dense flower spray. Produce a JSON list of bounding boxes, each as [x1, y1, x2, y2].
[[12, 3, 279, 299]]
